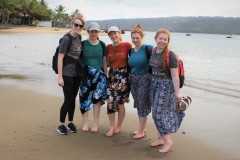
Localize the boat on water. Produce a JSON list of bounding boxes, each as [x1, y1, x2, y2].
[[186, 32, 192, 36], [226, 34, 232, 38]]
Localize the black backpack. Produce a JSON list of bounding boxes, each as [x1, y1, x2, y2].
[[52, 32, 82, 74], [128, 45, 152, 73]]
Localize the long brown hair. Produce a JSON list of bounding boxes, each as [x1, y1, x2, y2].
[[154, 28, 170, 71]]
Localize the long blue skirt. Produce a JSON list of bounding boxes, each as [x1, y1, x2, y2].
[[150, 75, 185, 136]]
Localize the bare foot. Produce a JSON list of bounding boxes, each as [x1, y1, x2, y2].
[[114, 127, 121, 134], [132, 133, 146, 139], [106, 128, 114, 137], [133, 130, 146, 135], [91, 125, 98, 133], [82, 124, 89, 132], [150, 139, 164, 147], [159, 141, 173, 154]]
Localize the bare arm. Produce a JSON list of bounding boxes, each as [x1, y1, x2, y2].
[[103, 56, 108, 76], [58, 53, 65, 86], [170, 68, 182, 102]]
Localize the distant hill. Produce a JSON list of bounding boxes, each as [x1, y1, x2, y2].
[[88, 17, 240, 35]]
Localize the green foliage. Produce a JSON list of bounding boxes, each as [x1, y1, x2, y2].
[[0, 0, 81, 26], [0, 0, 51, 24], [33, 19, 40, 26], [39, 0, 47, 7], [0, 0, 16, 24], [70, 9, 79, 19]]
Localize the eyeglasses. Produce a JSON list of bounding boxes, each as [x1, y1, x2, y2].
[[74, 23, 84, 28]]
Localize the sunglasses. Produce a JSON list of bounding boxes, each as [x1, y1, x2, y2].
[[74, 23, 84, 28]]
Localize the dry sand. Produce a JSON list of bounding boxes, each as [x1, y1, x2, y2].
[[0, 25, 106, 35], [0, 84, 239, 160]]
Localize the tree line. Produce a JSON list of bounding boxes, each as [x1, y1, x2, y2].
[[0, 0, 78, 26], [93, 17, 240, 35]]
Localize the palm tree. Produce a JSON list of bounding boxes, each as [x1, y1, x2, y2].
[[54, 5, 67, 27], [39, 0, 48, 7], [70, 9, 79, 19], [55, 5, 66, 15], [0, 0, 16, 24]]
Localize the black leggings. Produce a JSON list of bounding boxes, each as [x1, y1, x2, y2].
[[60, 76, 81, 123]]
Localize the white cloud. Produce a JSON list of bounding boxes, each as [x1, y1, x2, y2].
[[45, 0, 240, 20]]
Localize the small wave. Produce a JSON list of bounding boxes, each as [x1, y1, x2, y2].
[[185, 83, 240, 99]]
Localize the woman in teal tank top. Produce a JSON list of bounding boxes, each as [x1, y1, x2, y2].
[[128, 24, 152, 139]]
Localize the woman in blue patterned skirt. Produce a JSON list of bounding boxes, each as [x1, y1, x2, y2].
[[149, 28, 185, 153], [79, 22, 107, 132], [128, 24, 152, 139]]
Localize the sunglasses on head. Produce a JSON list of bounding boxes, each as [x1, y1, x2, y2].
[[74, 23, 84, 28]]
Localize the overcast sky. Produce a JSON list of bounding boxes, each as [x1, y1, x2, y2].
[[46, 0, 240, 20]]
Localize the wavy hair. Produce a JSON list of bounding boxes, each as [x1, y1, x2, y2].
[[131, 24, 144, 38]]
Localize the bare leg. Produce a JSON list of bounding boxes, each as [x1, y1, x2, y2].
[[91, 102, 101, 133], [82, 112, 89, 132], [132, 116, 147, 139], [114, 104, 125, 133], [159, 134, 173, 153], [106, 113, 115, 137], [133, 116, 140, 134], [150, 130, 164, 147]]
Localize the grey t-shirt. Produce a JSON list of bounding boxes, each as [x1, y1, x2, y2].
[[59, 35, 81, 76], [149, 50, 178, 79]]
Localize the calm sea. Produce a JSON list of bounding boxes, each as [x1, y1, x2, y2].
[[0, 32, 240, 98]]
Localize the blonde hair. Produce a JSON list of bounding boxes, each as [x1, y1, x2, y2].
[[131, 24, 144, 38], [71, 11, 85, 25], [155, 28, 171, 72]]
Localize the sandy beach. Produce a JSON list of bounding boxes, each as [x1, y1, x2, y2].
[[0, 26, 240, 160], [0, 83, 239, 160], [0, 25, 106, 35]]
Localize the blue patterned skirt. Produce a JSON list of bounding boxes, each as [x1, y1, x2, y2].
[[129, 73, 151, 117], [79, 65, 107, 114], [150, 75, 185, 136]]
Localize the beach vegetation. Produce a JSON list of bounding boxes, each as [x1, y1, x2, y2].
[[0, 0, 51, 25], [52, 4, 69, 27], [33, 19, 40, 26]]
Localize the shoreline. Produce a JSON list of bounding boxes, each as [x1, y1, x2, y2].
[[0, 83, 239, 160], [0, 25, 107, 35], [1, 72, 239, 99]]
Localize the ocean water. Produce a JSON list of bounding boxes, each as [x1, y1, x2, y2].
[[0, 32, 240, 98]]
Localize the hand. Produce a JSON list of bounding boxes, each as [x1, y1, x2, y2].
[[58, 77, 64, 86], [176, 94, 183, 102]]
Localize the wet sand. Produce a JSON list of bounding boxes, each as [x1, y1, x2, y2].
[[0, 84, 239, 160]]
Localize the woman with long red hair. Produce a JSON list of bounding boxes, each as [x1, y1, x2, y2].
[[149, 29, 185, 153]]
